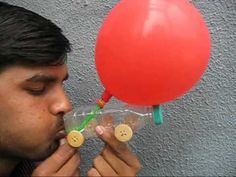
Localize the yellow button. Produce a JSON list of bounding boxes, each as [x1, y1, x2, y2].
[[67, 130, 85, 148], [114, 124, 133, 142]]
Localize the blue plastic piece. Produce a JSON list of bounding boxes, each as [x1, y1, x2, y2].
[[153, 105, 163, 125]]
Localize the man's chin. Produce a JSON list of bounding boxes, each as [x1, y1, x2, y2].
[[33, 140, 60, 161]]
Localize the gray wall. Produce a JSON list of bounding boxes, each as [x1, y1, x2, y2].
[[3, 0, 235, 176]]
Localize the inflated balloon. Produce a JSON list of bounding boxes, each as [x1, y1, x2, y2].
[[95, 0, 211, 106]]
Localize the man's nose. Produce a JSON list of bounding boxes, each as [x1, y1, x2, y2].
[[49, 89, 72, 115]]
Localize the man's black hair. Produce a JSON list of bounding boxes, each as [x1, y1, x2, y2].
[[0, 2, 71, 71]]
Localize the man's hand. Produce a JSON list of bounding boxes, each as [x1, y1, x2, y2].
[[88, 126, 141, 177], [32, 143, 80, 177]]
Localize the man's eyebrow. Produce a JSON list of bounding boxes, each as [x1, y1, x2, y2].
[[26, 73, 69, 83], [26, 75, 57, 83]]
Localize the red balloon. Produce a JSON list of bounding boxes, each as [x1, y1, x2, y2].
[[95, 0, 211, 106]]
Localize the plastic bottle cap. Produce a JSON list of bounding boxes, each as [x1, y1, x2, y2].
[[153, 105, 163, 125], [114, 124, 133, 142], [67, 130, 85, 148]]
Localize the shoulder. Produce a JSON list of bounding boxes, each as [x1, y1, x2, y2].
[[10, 160, 36, 177]]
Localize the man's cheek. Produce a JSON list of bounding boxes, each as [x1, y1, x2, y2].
[[18, 118, 54, 142]]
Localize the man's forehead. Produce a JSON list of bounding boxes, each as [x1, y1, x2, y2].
[[0, 64, 68, 82]]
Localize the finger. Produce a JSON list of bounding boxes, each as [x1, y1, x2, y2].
[[95, 126, 140, 169], [73, 170, 80, 177], [93, 155, 118, 176], [87, 168, 101, 177], [36, 143, 76, 173], [102, 146, 137, 176], [57, 151, 80, 175], [72, 165, 80, 177]]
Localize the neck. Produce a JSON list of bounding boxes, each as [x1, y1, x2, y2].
[[0, 158, 19, 176]]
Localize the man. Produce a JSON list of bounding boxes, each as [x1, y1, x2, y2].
[[0, 2, 141, 176]]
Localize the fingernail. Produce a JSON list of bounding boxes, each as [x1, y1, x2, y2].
[[96, 126, 105, 135]]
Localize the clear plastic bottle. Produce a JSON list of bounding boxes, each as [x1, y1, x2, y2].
[[64, 103, 162, 147]]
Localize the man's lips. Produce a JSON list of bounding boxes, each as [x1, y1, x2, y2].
[[55, 130, 67, 140]]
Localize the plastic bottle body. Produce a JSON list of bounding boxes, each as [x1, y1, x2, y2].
[[64, 103, 155, 141]]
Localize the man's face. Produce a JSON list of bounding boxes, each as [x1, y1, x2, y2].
[[0, 64, 72, 161]]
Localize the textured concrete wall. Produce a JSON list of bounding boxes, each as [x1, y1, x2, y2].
[[3, 0, 235, 176]]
